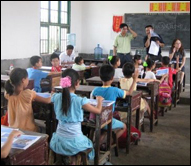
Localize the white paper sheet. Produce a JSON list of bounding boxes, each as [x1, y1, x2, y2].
[[148, 41, 160, 56]]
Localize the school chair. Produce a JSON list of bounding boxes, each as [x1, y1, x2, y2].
[[48, 148, 92, 165]]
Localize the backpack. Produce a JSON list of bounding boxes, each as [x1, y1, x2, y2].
[[118, 126, 141, 148], [158, 81, 172, 107], [113, 111, 141, 148]]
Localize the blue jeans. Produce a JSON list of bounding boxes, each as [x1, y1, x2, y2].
[[117, 53, 133, 68]]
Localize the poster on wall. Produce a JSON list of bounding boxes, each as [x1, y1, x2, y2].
[[150, 2, 190, 12], [113, 16, 123, 33]]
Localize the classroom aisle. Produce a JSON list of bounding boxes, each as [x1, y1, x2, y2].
[[111, 104, 190, 165]]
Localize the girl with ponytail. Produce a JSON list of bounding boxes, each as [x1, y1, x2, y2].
[[50, 68, 103, 164]]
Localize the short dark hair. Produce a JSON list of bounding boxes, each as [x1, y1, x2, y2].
[[133, 54, 141, 62], [99, 65, 114, 82], [145, 25, 153, 29], [66, 45, 74, 50], [146, 58, 155, 69], [120, 23, 128, 29], [122, 62, 135, 78], [75, 56, 83, 65], [162, 56, 170, 66], [110, 56, 120, 66], [50, 53, 59, 61], [30, 56, 42, 66]]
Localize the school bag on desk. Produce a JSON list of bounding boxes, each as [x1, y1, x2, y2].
[[158, 80, 172, 107]]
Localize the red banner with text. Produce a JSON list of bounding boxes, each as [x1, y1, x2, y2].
[[113, 16, 123, 33]]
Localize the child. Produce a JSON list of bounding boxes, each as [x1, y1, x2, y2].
[[72, 56, 95, 71], [27, 56, 61, 92], [109, 56, 124, 79], [1, 130, 23, 158], [50, 68, 103, 163], [89, 65, 138, 140], [144, 58, 157, 79], [133, 54, 144, 78], [50, 53, 62, 72], [120, 62, 154, 121], [4, 68, 51, 132], [159, 56, 179, 89]]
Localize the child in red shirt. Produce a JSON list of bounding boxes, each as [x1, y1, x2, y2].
[[159, 56, 179, 89], [50, 53, 62, 72]]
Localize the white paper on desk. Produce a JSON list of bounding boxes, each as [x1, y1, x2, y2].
[[1, 125, 41, 150], [137, 82, 147, 86], [36, 93, 51, 98], [148, 41, 159, 56], [88, 99, 115, 107]]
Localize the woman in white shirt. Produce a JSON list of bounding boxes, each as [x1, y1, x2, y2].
[[110, 56, 124, 79]]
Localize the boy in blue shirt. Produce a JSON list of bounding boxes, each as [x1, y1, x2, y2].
[[90, 64, 138, 139], [27, 56, 61, 92]]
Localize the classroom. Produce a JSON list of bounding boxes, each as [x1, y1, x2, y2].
[[1, 1, 190, 165]]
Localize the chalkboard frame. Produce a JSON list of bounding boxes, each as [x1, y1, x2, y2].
[[124, 13, 190, 50]]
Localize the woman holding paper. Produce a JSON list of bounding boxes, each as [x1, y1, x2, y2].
[[144, 25, 165, 61], [169, 39, 186, 84]]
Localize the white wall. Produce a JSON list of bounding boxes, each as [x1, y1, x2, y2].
[[70, 1, 82, 57], [74, 1, 190, 57], [1, 1, 40, 60]]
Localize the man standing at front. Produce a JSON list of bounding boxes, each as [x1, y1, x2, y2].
[[113, 23, 137, 68]]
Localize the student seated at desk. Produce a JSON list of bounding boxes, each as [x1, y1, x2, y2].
[[89, 65, 138, 140], [50, 53, 62, 72], [72, 56, 95, 71], [133, 54, 144, 75], [4, 68, 51, 132], [1, 130, 23, 159], [109, 56, 124, 79], [27, 56, 61, 92], [120, 62, 154, 122], [158, 56, 179, 89], [50, 69, 103, 164]]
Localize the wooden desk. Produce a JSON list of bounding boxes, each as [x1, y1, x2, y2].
[[115, 91, 142, 154], [2, 127, 49, 165], [83, 58, 108, 65], [40, 66, 67, 71], [137, 82, 159, 132], [41, 73, 61, 92], [82, 104, 113, 165], [173, 71, 181, 107], [32, 102, 55, 142], [54, 85, 96, 97], [86, 76, 119, 87]]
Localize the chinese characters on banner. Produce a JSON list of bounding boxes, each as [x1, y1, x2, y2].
[[113, 16, 123, 33], [150, 2, 190, 12]]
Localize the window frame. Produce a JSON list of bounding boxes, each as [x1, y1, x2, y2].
[[40, 1, 71, 54]]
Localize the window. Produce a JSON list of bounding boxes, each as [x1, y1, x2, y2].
[[40, 1, 70, 54]]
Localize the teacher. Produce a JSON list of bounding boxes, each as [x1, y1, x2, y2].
[[113, 23, 137, 68]]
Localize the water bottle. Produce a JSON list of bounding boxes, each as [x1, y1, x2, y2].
[[9, 64, 14, 71], [94, 44, 103, 60]]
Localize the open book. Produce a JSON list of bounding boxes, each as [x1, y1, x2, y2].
[[156, 68, 169, 76], [88, 99, 115, 107], [1, 126, 41, 150]]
